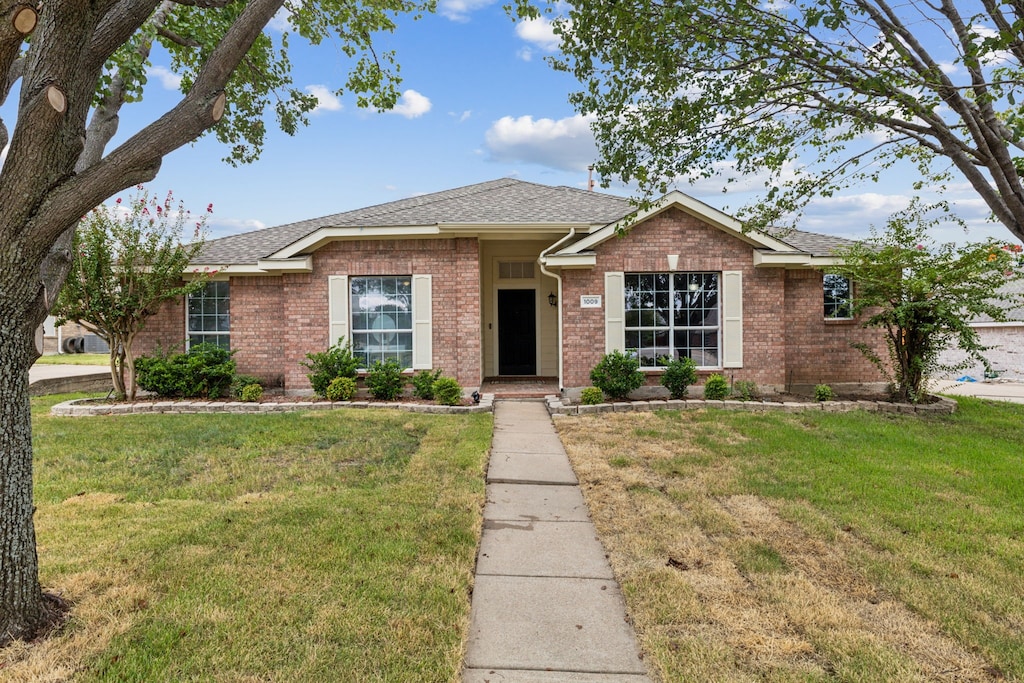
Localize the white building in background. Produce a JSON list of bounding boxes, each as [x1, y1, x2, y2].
[[937, 280, 1024, 380]]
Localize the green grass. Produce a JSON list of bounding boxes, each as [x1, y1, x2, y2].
[[13, 394, 491, 682], [556, 399, 1024, 682], [34, 353, 109, 365]]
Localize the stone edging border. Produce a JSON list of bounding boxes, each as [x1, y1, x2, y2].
[[50, 393, 958, 418], [51, 394, 496, 417], [545, 394, 959, 416]]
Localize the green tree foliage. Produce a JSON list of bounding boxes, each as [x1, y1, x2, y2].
[[53, 189, 210, 401], [831, 203, 1024, 403], [525, 0, 1024, 242]]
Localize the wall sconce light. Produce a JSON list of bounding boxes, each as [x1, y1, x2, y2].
[[667, 254, 679, 271], [548, 291, 558, 307]]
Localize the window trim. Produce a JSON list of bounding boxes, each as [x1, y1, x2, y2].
[[623, 271, 722, 371], [348, 275, 415, 370], [824, 273, 854, 320], [186, 280, 230, 350]]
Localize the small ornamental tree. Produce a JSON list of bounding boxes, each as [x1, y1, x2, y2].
[[53, 189, 212, 400], [830, 203, 1024, 404]]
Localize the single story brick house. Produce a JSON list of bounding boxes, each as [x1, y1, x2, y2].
[[135, 178, 886, 396]]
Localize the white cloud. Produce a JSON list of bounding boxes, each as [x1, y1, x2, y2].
[[515, 17, 561, 52], [438, 0, 493, 22], [484, 114, 597, 171], [207, 217, 267, 240], [0, 143, 9, 168], [304, 84, 343, 114], [268, 5, 292, 31], [149, 65, 182, 90], [389, 89, 432, 119], [517, 47, 534, 62], [449, 110, 472, 123], [938, 61, 959, 75]]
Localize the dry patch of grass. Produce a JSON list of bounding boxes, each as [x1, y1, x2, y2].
[[555, 404, 1021, 682], [4, 396, 491, 682]]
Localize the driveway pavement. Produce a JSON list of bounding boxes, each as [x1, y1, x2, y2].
[[930, 379, 1024, 404], [29, 363, 108, 382]]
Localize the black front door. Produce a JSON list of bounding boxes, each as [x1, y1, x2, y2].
[[498, 289, 536, 375]]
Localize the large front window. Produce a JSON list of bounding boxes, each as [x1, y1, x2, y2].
[[187, 281, 230, 350], [350, 276, 413, 368], [624, 272, 720, 368]]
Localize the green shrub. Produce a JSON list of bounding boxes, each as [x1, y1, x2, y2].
[[580, 387, 604, 405], [815, 384, 834, 402], [232, 374, 262, 399], [659, 356, 697, 399], [412, 369, 443, 400], [733, 380, 758, 401], [239, 383, 263, 402], [590, 350, 644, 400], [326, 376, 357, 401], [301, 337, 359, 398], [366, 359, 405, 400], [136, 343, 236, 399], [432, 377, 463, 406], [703, 373, 729, 401]]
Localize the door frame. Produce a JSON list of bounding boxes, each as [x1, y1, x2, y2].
[[493, 284, 541, 376]]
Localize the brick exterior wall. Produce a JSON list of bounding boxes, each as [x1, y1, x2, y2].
[[783, 270, 885, 388], [277, 238, 482, 392], [560, 208, 885, 391], [134, 295, 186, 357], [231, 276, 285, 387], [135, 209, 887, 395], [137, 239, 481, 393], [937, 325, 1024, 380]]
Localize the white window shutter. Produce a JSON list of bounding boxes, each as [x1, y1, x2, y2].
[[328, 275, 349, 346], [605, 271, 625, 353], [721, 270, 743, 368], [412, 274, 432, 369]]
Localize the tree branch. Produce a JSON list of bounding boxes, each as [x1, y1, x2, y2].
[[30, 0, 287, 246], [157, 25, 201, 47]]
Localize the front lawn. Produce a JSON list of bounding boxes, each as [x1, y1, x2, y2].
[[34, 354, 109, 366], [555, 399, 1024, 682], [3, 395, 491, 682]]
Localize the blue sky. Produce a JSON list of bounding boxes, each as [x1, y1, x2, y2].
[[1, 2, 1017, 245]]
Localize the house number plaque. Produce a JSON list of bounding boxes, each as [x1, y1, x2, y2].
[[580, 295, 602, 308]]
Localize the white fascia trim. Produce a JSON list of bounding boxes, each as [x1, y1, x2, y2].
[[753, 251, 844, 268], [557, 191, 796, 256], [183, 256, 314, 277], [256, 256, 314, 272], [970, 320, 1024, 328], [267, 225, 441, 259], [542, 252, 597, 268], [438, 222, 591, 235]]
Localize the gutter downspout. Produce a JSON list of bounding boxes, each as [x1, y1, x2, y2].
[[539, 228, 576, 394]]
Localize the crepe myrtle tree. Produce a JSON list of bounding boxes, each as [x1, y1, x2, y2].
[[519, 0, 1024, 243], [0, 0, 429, 646], [53, 189, 213, 402], [830, 202, 1024, 404]]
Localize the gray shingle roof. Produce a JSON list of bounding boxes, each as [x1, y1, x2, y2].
[[195, 178, 631, 265], [194, 178, 854, 265], [769, 229, 857, 256]]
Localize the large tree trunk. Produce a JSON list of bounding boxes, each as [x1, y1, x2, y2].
[[0, 0, 285, 642], [0, 252, 60, 644]]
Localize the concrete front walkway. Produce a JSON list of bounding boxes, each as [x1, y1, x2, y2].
[[463, 400, 651, 683]]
